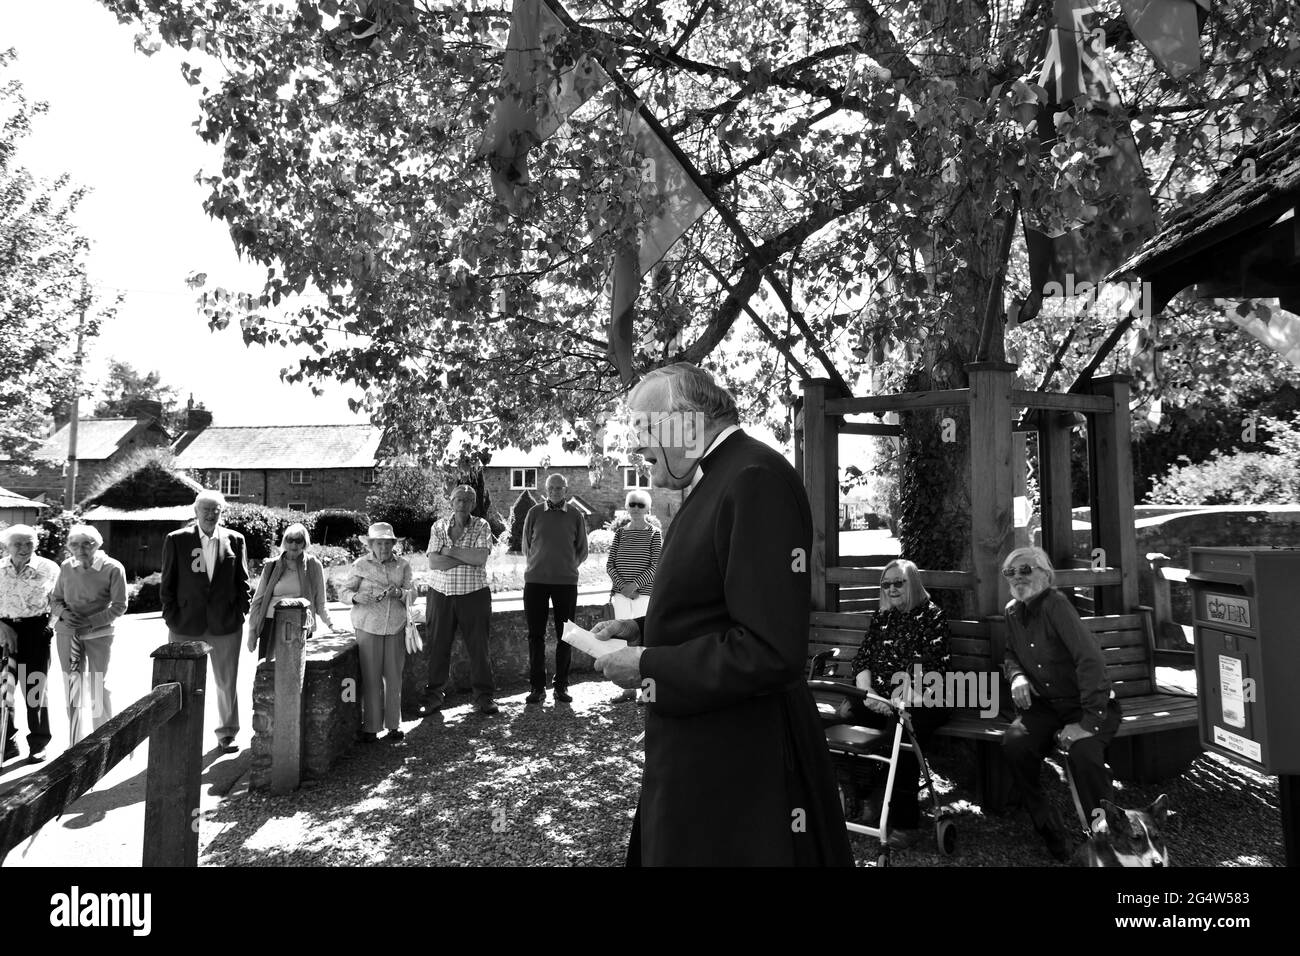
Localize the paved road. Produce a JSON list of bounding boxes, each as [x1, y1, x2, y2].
[[0, 610, 263, 867]]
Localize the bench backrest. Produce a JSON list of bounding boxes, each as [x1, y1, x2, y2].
[[808, 610, 1156, 698]]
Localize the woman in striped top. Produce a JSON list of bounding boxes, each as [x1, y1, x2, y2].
[[606, 490, 662, 620]]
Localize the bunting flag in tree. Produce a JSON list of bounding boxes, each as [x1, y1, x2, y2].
[[1118, 0, 1209, 80], [1019, 0, 1156, 324], [477, 0, 609, 212], [1216, 298, 1300, 367], [608, 109, 711, 383]]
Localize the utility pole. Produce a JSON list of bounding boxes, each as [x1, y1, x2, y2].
[[64, 291, 88, 506]]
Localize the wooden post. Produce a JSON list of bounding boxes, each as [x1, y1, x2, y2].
[[1012, 432, 1029, 547], [143, 641, 210, 867], [1085, 374, 1139, 613], [792, 398, 804, 479], [801, 378, 840, 612], [1037, 410, 1077, 574], [272, 600, 312, 796], [967, 362, 1017, 617], [1146, 552, 1173, 641]]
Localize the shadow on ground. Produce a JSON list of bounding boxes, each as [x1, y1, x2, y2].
[[199, 681, 1284, 867]]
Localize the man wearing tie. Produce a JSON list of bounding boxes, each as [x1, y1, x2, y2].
[[161, 490, 252, 753]]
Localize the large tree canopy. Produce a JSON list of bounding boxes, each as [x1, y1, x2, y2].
[[99, 0, 1299, 471], [0, 50, 111, 459]]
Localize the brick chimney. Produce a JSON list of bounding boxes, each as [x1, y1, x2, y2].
[[125, 398, 165, 422], [185, 405, 213, 432]]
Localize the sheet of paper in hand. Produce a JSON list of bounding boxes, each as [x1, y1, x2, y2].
[[561, 620, 627, 659]]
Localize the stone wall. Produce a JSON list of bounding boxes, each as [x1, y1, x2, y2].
[[1071, 505, 1300, 624], [250, 631, 362, 791], [250, 600, 610, 787]]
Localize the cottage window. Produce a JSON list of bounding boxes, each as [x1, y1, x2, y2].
[[288, 501, 307, 512], [218, 471, 241, 496], [360, 468, 376, 484], [289, 470, 313, 485], [510, 468, 537, 490], [623, 466, 651, 489]]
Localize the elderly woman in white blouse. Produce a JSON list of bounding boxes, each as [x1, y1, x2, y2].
[[51, 524, 127, 745]]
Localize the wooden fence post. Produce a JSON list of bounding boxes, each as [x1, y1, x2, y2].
[[143, 641, 210, 867], [272, 600, 312, 796]]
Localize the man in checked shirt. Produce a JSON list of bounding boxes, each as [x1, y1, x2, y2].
[[422, 485, 498, 715], [1001, 546, 1121, 862]]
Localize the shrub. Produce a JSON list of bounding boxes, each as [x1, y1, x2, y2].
[[587, 529, 614, 554], [1146, 412, 1300, 505], [309, 543, 352, 569], [37, 507, 77, 562], [365, 465, 442, 550], [508, 492, 535, 553], [309, 509, 370, 548], [221, 502, 291, 561], [128, 572, 162, 614]]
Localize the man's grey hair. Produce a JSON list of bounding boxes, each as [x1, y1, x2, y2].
[[451, 484, 478, 503], [1003, 546, 1055, 585], [2, 524, 38, 546], [66, 524, 104, 547], [636, 363, 740, 426], [194, 489, 227, 508], [545, 473, 568, 487]]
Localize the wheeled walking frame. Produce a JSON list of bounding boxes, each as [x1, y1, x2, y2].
[[809, 649, 957, 866]]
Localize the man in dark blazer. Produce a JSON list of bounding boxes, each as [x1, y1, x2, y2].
[[161, 490, 252, 753], [592, 363, 852, 866]]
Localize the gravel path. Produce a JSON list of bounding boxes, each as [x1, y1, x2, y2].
[[200, 680, 1284, 867]]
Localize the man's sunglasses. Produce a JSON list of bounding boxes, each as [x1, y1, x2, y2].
[[627, 503, 647, 509], [1001, 564, 1038, 579]]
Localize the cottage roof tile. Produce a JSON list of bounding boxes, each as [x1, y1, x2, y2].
[[172, 424, 384, 470]]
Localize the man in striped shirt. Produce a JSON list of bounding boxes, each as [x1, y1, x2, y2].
[[423, 484, 498, 715]]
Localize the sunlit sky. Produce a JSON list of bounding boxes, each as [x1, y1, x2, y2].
[[4, 0, 367, 427]]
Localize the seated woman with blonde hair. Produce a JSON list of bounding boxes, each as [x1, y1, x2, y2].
[[247, 523, 337, 660], [846, 558, 950, 843]]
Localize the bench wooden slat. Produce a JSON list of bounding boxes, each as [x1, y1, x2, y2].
[[948, 637, 991, 656], [1113, 680, 1154, 697], [809, 611, 873, 629], [948, 654, 991, 672], [1080, 614, 1146, 632], [1101, 646, 1149, 664]]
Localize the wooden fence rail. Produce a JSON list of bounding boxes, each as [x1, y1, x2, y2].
[[0, 641, 209, 866]]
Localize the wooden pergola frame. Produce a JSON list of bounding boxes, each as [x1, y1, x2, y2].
[[796, 362, 1139, 621]]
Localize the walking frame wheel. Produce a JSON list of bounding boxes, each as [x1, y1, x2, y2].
[[936, 817, 957, 856]]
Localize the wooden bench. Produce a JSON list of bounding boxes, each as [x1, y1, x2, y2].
[[809, 608, 1201, 813]]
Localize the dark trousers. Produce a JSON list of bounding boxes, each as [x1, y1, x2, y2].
[[848, 703, 950, 828], [1002, 697, 1122, 827], [523, 582, 576, 691], [3, 615, 53, 753], [425, 588, 494, 701]]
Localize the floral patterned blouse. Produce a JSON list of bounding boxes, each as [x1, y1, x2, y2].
[[849, 600, 950, 697]]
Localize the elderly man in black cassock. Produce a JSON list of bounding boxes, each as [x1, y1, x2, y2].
[[592, 362, 852, 866]]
